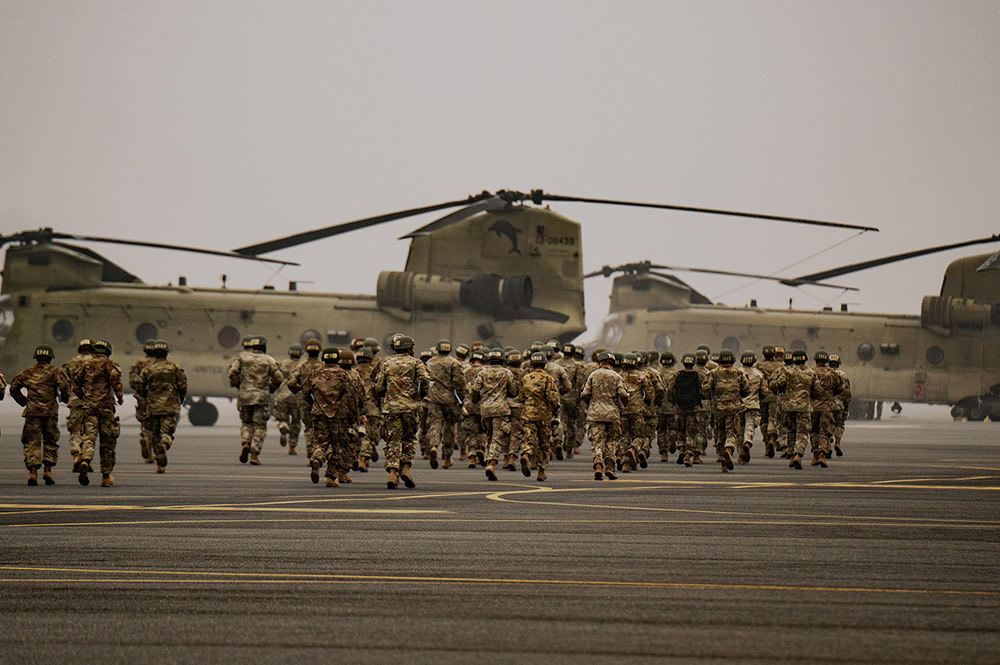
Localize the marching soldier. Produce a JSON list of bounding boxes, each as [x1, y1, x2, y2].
[[516, 352, 560, 481], [756, 345, 783, 458], [830, 354, 852, 456], [669, 354, 704, 467], [581, 351, 628, 481], [738, 351, 766, 464], [702, 349, 750, 472], [302, 347, 364, 488], [810, 351, 846, 466], [274, 343, 304, 451], [128, 340, 157, 463], [504, 350, 526, 470], [72, 339, 124, 487], [425, 339, 467, 469], [656, 352, 680, 461], [555, 343, 584, 459], [133, 340, 187, 473], [472, 349, 518, 481], [227, 336, 283, 465], [287, 339, 324, 458], [355, 346, 383, 471], [619, 353, 654, 472], [372, 334, 430, 489], [63, 339, 94, 471], [460, 350, 487, 467], [769, 349, 818, 469], [542, 345, 572, 460], [9, 345, 70, 486]]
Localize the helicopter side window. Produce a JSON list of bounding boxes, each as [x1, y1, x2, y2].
[[857, 342, 876, 362], [926, 346, 945, 365], [52, 318, 74, 343], [654, 333, 672, 352], [300, 330, 322, 347], [218, 325, 241, 349], [135, 322, 158, 343], [722, 336, 741, 354]]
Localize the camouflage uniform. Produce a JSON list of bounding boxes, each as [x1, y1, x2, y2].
[[355, 358, 383, 468], [227, 350, 283, 458], [543, 359, 572, 458], [769, 362, 817, 465], [134, 357, 187, 468], [517, 366, 560, 478], [288, 355, 323, 457], [460, 360, 486, 464], [693, 361, 712, 453], [302, 364, 363, 482], [702, 364, 749, 470], [73, 355, 124, 476], [555, 350, 584, 458], [756, 354, 784, 456], [470, 363, 517, 469], [62, 350, 93, 465], [581, 366, 628, 475], [740, 364, 766, 455], [505, 357, 526, 466], [640, 358, 665, 461], [619, 364, 654, 470], [668, 366, 704, 465], [832, 363, 852, 455], [128, 354, 156, 462], [425, 353, 467, 465], [656, 363, 680, 460], [811, 363, 845, 462], [274, 355, 303, 450], [10, 361, 70, 471], [373, 352, 430, 475]]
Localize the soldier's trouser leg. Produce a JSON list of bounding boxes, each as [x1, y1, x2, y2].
[[328, 420, 350, 478], [80, 410, 100, 464], [273, 401, 290, 444], [743, 408, 761, 445], [522, 419, 552, 470], [360, 415, 381, 459], [149, 414, 178, 465], [237, 405, 254, 448], [791, 412, 810, 457], [300, 408, 314, 457], [383, 414, 419, 471], [97, 411, 120, 475], [694, 410, 709, 453], [67, 405, 85, 460], [684, 411, 702, 459], [249, 405, 269, 455], [811, 411, 835, 456], [22, 416, 59, 469], [426, 404, 446, 454], [311, 416, 332, 469], [484, 416, 511, 463], [586, 421, 608, 468], [287, 402, 301, 448], [507, 407, 523, 460], [440, 405, 459, 460], [559, 404, 577, 455]]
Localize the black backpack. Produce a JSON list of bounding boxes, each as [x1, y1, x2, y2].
[[673, 371, 701, 409]]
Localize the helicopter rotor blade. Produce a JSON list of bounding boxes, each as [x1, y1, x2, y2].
[[788, 233, 1000, 283], [233, 193, 496, 256], [533, 192, 879, 232], [47, 232, 300, 266], [400, 194, 510, 238], [644, 263, 859, 291]]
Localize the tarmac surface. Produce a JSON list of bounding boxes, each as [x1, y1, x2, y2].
[[0, 401, 998, 664]]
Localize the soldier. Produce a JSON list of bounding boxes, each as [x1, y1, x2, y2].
[[460, 350, 487, 467], [128, 340, 157, 463], [810, 351, 845, 466], [693, 349, 712, 454], [227, 335, 283, 465], [572, 345, 589, 454], [274, 343, 304, 451], [656, 352, 680, 461], [287, 339, 324, 458], [619, 353, 655, 472], [302, 347, 364, 488], [417, 349, 434, 459], [739, 351, 766, 464], [581, 351, 628, 481], [516, 352, 560, 481], [504, 350, 526, 470], [62, 338, 93, 471], [702, 349, 750, 472], [555, 343, 584, 459], [72, 339, 124, 487], [542, 345, 572, 460], [756, 345, 783, 458], [769, 349, 818, 469], [355, 346, 382, 472], [453, 343, 472, 460], [639, 351, 665, 466], [372, 334, 430, 489], [336, 349, 366, 481], [669, 354, 704, 467], [425, 339, 467, 469], [9, 345, 70, 485], [472, 349, 518, 481], [830, 354, 852, 456], [133, 340, 187, 474]]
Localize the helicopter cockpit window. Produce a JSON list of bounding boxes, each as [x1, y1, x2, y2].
[[654, 333, 672, 352], [217, 325, 240, 349], [52, 318, 74, 343], [722, 336, 741, 354], [0, 295, 12, 355], [926, 346, 945, 364], [135, 322, 158, 343], [857, 342, 876, 362]]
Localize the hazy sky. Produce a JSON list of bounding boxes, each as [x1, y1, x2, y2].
[[3, 1, 999, 338]]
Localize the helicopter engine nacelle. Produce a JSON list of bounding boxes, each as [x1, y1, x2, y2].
[[376, 271, 533, 315], [920, 295, 1000, 330]]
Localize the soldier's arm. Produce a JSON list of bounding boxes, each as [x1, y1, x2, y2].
[[176, 367, 188, 403], [452, 364, 468, 403], [415, 362, 431, 399], [0, 372, 6, 400], [56, 369, 71, 404], [269, 362, 283, 394], [227, 357, 241, 388], [9, 372, 27, 407], [469, 373, 482, 404], [112, 366, 125, 404], [580, 375, 593, 404]]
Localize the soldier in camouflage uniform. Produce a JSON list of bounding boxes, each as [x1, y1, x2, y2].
[[581, 351, 628, 481], [639, 351, 665, 465], [133, 340, 188, 473], [541, 345, 572, 460], [756, 346, 783, 458], [355, 346, 382, 472], [504, 350, 526, 470], [669, 354, 704, 467], [287, 339, 324, 458], [9, 345, 70, 486], [702, 349, 750, 473], [656, 352, 680, 461], [274, 343, 304, 451], [0, 370, 5, 444], [693, 349, 712, 454], [62, 339, 94, 471], [460, 350, 487, 467], [619, 353, 655, 472], [128, 340, 157, 464], [302, 348, 364, 488], [555, 343, 583, 459], [336, 349, 366, 481], [738, 351, 766, 464], [472, 349, 518, 481], [810, 351, 845, 466], [425, 339, 467, 469], [227, 336, 283, 465], [830, 354, 852, 456], [516, 352, 560, 481], [373, 334, 430, 489], [769, 349, 818, 469], [72, 339, 124, 487], [452, 344, 472, 460]]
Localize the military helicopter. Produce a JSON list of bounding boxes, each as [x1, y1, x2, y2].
[[0, 189, 873, 425], [588, 234, 1000, 421]]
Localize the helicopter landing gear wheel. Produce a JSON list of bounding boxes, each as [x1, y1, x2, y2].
[[950, 405, 965, 420], [890, 402, 902, 415], [965, 403, 985, 422], [189, 399, 219, 427]]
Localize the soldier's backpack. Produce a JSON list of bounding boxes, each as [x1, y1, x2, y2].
[[673, 371, 702, 409]]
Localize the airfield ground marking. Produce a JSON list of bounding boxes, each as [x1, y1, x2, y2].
[[1, 565, 996, 598]]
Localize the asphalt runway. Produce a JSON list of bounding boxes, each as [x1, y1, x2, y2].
[[0, 401, 997, 664]]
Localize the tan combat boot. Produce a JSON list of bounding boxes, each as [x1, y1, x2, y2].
[[811, 452, 821, 466], [738, 443, 751, 465], [834, 441, 843, 457], [400, 463, 415, 488], [249, 452, 261, 465], [78, 460, 91, 486], [42, 464, 55, 485], [554, 445, 563, 460], [467, 455, 478, 468], [485, 462, 498, 481], [817, 451, 828, 468], [536, 468, 547, 482], [520, 455, 532, 478], [594, 464, 604, 481], [358, 457, 369, 472], [310, 461, 320, 484], [789, 453, 803, 470], [386, 468, 399, 489], [288, 444, 297, 456], [604, 465, 618, 480], [337, 470, 351, 484], [156, 463, 166, 474], [429, 447, 439, 469], [442, 456, 453, 469], [27, 468, 38, 486], [326, 476, 339, 488], [101, 474, 115, 487], [683, 452, 693, 467], [459, 446, 468, 461]]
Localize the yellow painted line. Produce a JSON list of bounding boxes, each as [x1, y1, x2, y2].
[[1, 566, 995, 597], [939, 466, 1000, 472], [0, 502, 447, 516]]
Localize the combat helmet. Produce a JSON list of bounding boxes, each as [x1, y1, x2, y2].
[[529, 352, 547, 367], [814, 350, 830, 363], [622, 353, 639, 367], [350, 337, 366, 350], [338, 349, 356, 367], [92, 339, 112, 356], [321, 347, 340, 365], [717, 349, 736, 365], [77, 338, 94, 353], [288, 343, 303, 358], [681, 353, 696, 367], [391, 335, 415, 352], [143, 339, 156, 356], [436, 339, 452, 354], [660, 351, 675, 366], [762, 345, 776, 360], [596, 351, 614, 365], [792, 349, 808, 364], [151, 339, 169, 355], [487, 348, 504, 364], [741, 351, 757, 366], [33, 345, 54, 361], [304, 338, 322, 356], [356, 347, 373, 361], [829, 354, 841, 367]]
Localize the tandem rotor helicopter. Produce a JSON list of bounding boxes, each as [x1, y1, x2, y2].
[[2, 187, 947, 426]]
